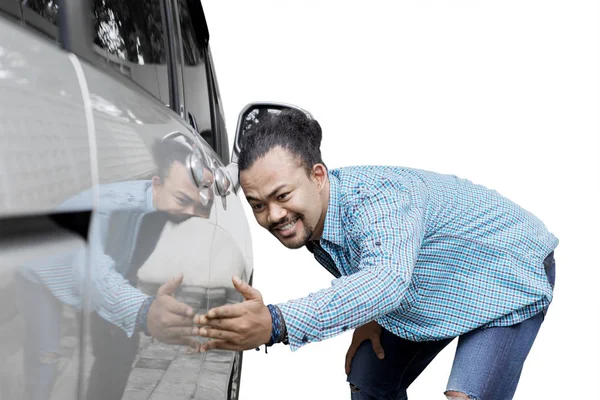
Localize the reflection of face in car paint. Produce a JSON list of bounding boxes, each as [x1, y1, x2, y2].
[[152, 160, 214, 219]]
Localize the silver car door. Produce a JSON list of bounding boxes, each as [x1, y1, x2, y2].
[[0, 10, 94, 400], [171, 2, 251, 398], [77, 1, 219, 399], [206, 144, 253, 294], [192, 136, 253, 400]]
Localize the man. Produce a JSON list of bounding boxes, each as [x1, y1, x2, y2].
[[18, 136, 213, 400], [195, 109, 557, 399]]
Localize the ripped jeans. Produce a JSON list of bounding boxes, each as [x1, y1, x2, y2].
[[347, 252, 555, 400]]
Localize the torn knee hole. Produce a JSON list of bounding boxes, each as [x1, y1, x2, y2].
[[445, 390, 471, 399], [350, 383, 361, 393], [39, 351, 60, 365]]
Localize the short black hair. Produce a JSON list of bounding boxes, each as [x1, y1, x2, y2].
[[238, 109, 326, 174], [151, 138, 191, 180]]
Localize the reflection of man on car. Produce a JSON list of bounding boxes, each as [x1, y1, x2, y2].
[[17, 135, 214, 400], [152, 136, 214, 219]]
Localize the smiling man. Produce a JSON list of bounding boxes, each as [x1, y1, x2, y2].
[[195, 109, 557, 399]]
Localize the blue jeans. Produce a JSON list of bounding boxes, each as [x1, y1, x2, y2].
[[16, 273, 62, 400], [347, 252, 555, 400], [16, 273, 140, 400]]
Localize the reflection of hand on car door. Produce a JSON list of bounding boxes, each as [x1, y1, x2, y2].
[[147, 273, 200, 350], [194, 276, 272, 351]]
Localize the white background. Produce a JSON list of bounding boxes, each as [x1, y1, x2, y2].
[[203, 1, 598, 398]]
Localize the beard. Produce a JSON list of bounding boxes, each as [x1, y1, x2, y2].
[[269, 215, 314, 250]]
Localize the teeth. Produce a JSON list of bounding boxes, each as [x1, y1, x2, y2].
[[279, 220, 296, 230]]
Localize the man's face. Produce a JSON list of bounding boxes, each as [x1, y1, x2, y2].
[[152, 161, 213, 219], [240, 146, 327, 249]]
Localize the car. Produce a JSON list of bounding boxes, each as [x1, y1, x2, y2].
[[0, 1, 254, 399]]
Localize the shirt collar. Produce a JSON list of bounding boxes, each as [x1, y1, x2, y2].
[[145, 181, 155, 210], [320, 172, 345, 248]]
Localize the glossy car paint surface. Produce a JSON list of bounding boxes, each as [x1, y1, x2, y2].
[[0, 1, 252, 399]]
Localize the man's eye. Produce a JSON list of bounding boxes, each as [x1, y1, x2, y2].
[[176, 197, 191, 206], [277, 193, 289, 201], [252, 203, 265, 212]]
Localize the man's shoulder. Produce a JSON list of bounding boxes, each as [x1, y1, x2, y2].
[[330, 165, 392, 187], [59, 180, 152, 211], [330, 165, 428, 196]]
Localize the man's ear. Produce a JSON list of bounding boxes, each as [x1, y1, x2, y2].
[[152, 176, 162, 189], [311, 164, 327, 190]]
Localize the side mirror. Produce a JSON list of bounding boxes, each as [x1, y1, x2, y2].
[[230, 102, 313, 164], [226, 102, 313, 195]]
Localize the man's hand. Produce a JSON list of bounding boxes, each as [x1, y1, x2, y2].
[[194, 276, 272, 351], [147, 273, 200, 351], [345, 320, 385, 375]]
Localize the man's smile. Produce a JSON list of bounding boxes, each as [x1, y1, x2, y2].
[[273, 217, 300, 237]]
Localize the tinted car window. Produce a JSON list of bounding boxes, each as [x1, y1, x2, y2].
[[91, 0, 169, 105], [8, 0, 60, 41], [23, 0, 58, 23], [207, 49, 229, 163], [0, 0, 20, 21], [177, 0, 214, 149]]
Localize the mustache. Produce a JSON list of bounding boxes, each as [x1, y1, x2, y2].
[[269, 215, 302, 231]]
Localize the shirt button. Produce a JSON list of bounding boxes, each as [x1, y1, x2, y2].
[[302, 335, 309, 343], [375, 241, 381, 246]]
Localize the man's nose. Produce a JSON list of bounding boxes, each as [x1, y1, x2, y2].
[[268, 204, 287, 225]]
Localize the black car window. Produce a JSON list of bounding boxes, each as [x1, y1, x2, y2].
[[207, 48, 229, 164], [1, 0, 60, 41], [177, 0, 214, 149], [90, 0, 169, 105], [0, 0, 21, 21]]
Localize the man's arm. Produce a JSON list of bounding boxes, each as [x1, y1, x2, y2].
[[276, 188, 424, 350], [81, 211, 150, 336], [85, 213, 198, 346], [195, 188, 424, 351]]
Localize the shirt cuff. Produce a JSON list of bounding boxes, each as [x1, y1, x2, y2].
[[112, 291, 149, 337], [135, 296, 156, 336], [277, 298, 323, 351]]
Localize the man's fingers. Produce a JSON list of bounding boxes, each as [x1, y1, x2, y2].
[[158, 273, 184, 296], [232, 276, 262, 301], [158, 310, 195, 329], [196, 317, 239, 332], [203, 303, 245, 319], [370, 335, 385, 360], [175, 326, 199, 337], [163, 296, 194, 318], [183, 337, 201, 353], [345, 344, 359, 375], [200, 339, 239, 352], [197, 327, 239, 342]]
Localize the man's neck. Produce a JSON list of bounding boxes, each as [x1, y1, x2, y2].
[[311, 177, 330, 241]]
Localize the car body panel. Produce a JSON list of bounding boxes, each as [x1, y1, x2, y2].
[[0, 19, 93, 218], [0, 16, 93, 400], [0, 1, 253, 399]]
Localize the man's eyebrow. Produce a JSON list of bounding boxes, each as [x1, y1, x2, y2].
[[175, 191, 194, 203], [245, 185, 287, 203]]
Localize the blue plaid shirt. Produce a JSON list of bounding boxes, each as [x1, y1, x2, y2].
[[19, 181, 153, 336], [278, 166, 558, 351]]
